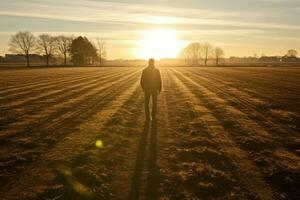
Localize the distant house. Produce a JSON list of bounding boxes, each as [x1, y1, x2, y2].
[[4, 54, 27, 62], [259, 56, 281, 63], [4, 54, 44, 63], [281, 55, 300, 63], [229, 56, 259, 63]]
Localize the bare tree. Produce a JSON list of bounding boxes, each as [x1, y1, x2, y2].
[[96, 38, 107, 64], [179, 42, 204, 66], [37, 34, 56, 66], [215, 47, 224, 66], [286, 49, 297, 57], [203, 43, 213, 66], [55, 35, 73, 65], [9, 31, 36, 67]]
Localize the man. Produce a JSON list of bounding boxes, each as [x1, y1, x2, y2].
[[140, 58, 162, 121]]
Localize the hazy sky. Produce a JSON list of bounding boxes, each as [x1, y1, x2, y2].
[[0, 0, 300, 58]]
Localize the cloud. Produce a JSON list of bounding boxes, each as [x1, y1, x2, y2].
[[1, 0, 299, 31], [0, 0, 299, 57]]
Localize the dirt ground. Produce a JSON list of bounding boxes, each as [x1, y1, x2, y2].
[[0, 66, 299, 200]]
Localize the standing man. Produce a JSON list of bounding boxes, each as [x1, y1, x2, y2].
[[140, 58, 162, 121]]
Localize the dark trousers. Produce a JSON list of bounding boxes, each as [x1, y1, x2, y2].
[[144, 91, 157, 119]]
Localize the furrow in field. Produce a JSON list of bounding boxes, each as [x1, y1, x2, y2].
[[0, 68, 125, 102], [34, 71, 139, 131], [0, 70, 140, 148], [198, 67, 300, 111], [172, 67, 300, 198], [0, 73, 101, 101], [169, 68, 275, 200], [178, 68, 299, 139], [217, 67, 300, 86], [199, 69, 300, 120], [0, 69, 138, 134], [0, 70, 140, 176], [172, 68, 300, 185], [0, 70, 140, 190], [200, 67, 300, 95], [172, 68, 299, 150], [0, 68, 106, 92], [192, 67, 298, 104], [0, 77, 142, 200], [0, 69, 96, 93], [200, 67, 300, 86], [0, 68, 133, 111]]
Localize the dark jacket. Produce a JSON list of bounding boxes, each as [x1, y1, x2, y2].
[[140, 66, 162, 93]]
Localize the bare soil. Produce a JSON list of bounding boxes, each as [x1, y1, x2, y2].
[[0, 66, 299, 200]]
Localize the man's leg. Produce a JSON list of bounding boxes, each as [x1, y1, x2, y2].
[[145, 91, 151, 120], [151, 92, 157, 119]]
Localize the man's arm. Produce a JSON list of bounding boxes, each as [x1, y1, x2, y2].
[[157, 70, 162, 93], [140, 70, 145, 91]]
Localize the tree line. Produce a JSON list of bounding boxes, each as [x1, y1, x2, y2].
[[179, 43, 299, 66], [179, 42, 225, 66], [9, 31, 106, 67]]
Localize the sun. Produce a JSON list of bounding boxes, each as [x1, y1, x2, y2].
[[138, 29, 182, 59]]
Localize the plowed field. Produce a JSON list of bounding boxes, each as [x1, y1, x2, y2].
[[0, 67, 299, 200]]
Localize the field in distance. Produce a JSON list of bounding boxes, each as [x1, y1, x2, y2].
[[0, 66, 299, 200]]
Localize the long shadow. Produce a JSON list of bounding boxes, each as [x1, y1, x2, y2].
[[35, 86, 143, 200], [146, 119, 159, 200], [129, 120, 150, 200]]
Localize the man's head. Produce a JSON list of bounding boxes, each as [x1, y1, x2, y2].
[[148, 58, 155, 67]]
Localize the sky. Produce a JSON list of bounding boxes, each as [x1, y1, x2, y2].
[[0, 0, 300, 59]]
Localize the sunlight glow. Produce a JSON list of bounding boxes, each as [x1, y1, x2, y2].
[[138, 29, 183, 59]]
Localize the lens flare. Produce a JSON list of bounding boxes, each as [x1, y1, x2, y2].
[[95, 140, 103, 148]]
